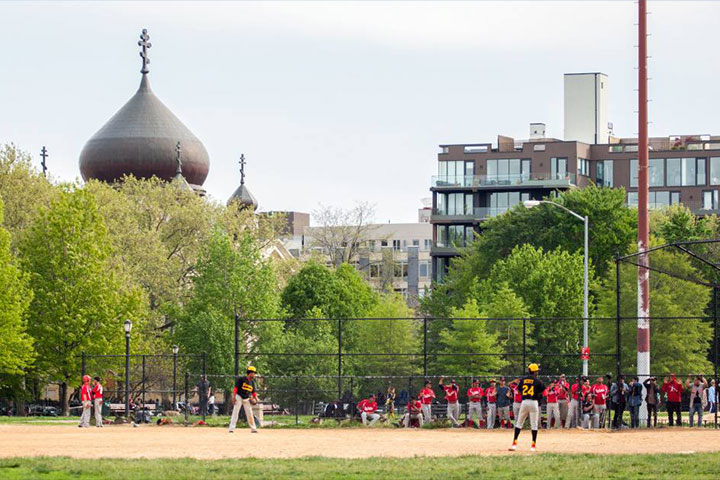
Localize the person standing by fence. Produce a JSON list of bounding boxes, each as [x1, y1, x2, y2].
[[466, 378, 483, 428], [229, 367, 258, 434], [91, 377, 103, 428], [543, 380, 561, 429], [643, 376, 660, 427], [591, 376, 608, 429], [708, 379, 717, 414], [439, 377, 460, 427], [485, 379, 497, 429], [78, 375, 92, 428], [419, 380, 435, 423], [496, 377, 512, 429], [196, 375, 211, 419], [610, 375, 628, 430], [686, 375, 708, 427], [662, 374, 683, 427], [557, 374, 569, 427]]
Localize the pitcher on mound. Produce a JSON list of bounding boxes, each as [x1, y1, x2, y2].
[[509, 363, 544, 452]]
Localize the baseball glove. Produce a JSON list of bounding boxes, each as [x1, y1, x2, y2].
[[249, 397, 258, 405]]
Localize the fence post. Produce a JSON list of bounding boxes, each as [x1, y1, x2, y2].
[[184, 371, 189, 426], [423, 318, 428, 377], [141, 355, 146, 419], [714, 287, 718, 429], [522, 318, 527, 368], [350, 376, 355, 422], [338, 319, 343, 399], [202, 352, 207, 422], [294, 376, 299, 426], [615, 259, 622, 380], [81, 352, 86, 378]]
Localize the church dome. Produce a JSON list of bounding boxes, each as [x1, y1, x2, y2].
[[79, 30, 209, 188]]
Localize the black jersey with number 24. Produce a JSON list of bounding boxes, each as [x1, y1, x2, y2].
[[519, 376, 545, 401]]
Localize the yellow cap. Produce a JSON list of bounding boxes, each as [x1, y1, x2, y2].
[[528, 363, 540, 372], [247, 366, 257, 373]]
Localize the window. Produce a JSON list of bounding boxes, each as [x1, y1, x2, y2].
[[577, 158, 590, 177], [369, 264, 381, 278], [627, 191, 680, 209], [393, 240, 401, 251], [551, 158, 567, 179], [438, 193, 473, 215], [668, 157, 700, 186], [698, 158, 706, 185], [381, 240, 388, 247], [419, 261, 429, 278], [412, 239, 419, 247], [489, 191, 530, 216], [394, 263, 408, 279], [436, 226, 447, 247], [682, 158, 697, 186], [448, 225, 465, 246], [703, 191, 718, 210], [424, 239, 432, 251], [666, 158, 681, 186], [438, 160, 467, 185], [596, 160, 613, 187], [533, 144, 546, 152], [711, 158, 720, 185], [630, 159, 638, 187], [486, 159, 530, 183], [650, 158, 664, 187]]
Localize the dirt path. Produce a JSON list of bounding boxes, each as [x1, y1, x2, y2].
[[1, 425, 718, 459]]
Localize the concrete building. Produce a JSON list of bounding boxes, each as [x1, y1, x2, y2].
[[564, 72, 612, 144], [430, 73, 720, 281]]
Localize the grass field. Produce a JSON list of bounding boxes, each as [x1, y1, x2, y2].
[[1, 453, 719, 479]]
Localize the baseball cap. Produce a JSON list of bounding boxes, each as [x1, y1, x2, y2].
[[528, 363, 540, 372], [247, 366, 257, 373]]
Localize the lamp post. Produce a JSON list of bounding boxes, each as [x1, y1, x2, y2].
[[124, 319, 133, 418], [524, 200, 589, 376], [172, 345, 179, 409]]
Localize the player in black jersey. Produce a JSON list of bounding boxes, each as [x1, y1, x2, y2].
[[509, 363, 545, 452]]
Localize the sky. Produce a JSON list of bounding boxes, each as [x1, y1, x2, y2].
[[1, 1, 719, 223]]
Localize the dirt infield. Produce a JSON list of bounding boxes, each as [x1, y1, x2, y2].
[[2, 424, 719, 459]]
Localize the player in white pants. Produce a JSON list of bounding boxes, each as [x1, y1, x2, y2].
[[91, 377, 104, 428], [78, 375, 92, 428], [466, 378, 483, 428], [509, 364, 545, 452], [543, 380, 561, 429], [229, 367, 258, 433]]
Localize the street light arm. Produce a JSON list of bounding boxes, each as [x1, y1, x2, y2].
[[534, 200, 585, 222]]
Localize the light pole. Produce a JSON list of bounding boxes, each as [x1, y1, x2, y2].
[[172, 345, 179, 409], [524, 200, 589, 376], [124, 319, 133, 418]]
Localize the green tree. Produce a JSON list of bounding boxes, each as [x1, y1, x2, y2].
[[594, 247, 712, 375], [437, 300, 507, 377], [0, 197, 35, 377], [20, 188, 146, 414]]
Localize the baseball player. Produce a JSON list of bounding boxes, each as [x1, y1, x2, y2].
[[485, 379, 497, 429], [509, 363, 545, 453], [556, 374, 570, 427], [567, 377, 590, 429], [591, 376, 609, 428], [78, 375, 92, 428], [510, 380, 522, 424], [439, 377, 460, 427], [543, 380, 561, 429], [358, 394, 380, 426], [91, 376, 104, 428], [403, 395, 424, 428], [419, 380, 435, 423], [229, 366, 258, 433], [466, 378, 483, 428]]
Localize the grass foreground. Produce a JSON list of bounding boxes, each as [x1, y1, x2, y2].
[[1, 453, 719, 479]]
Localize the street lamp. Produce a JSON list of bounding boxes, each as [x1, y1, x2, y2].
[[172, 345, 179, 409], [523, 200, 590, 376], [124, 319, 133, 418]]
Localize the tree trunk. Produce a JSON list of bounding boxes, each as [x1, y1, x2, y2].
[[224, 389, 232, 415], [15, 376, 27, 416], [61, 382, 70, 416]]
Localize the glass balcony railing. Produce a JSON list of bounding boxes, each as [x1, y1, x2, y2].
[[431, 206, 519, 220], [431, 173, 577, 189]]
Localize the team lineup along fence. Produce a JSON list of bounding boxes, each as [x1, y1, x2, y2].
[[79, 315, 719, 427]]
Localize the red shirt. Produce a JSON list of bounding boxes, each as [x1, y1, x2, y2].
[[408, 400, 422, 414], [511, 384, 522, 403], [485, 386, 497, 403], [80, 384, 92, 402], [420, 388, 436, 405], [591, 384, 609, 405], [443, 384, 459, 403], [571, 383, 590, 400], [557, 380, 569, 400], [467, 387, 483, 403], [358, 399, 377, 413], [91, 383, 103, 400], [662, 380, 683, 403], [543, 386, 559, 403]]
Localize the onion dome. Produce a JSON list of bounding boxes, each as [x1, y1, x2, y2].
[[79, 29, 209, 189], [227, 154, 258, 211]]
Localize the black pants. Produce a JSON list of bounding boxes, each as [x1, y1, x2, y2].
[[646, 403, 657, 427], [666, 401, 682, 426], [612, 403, 625, 429]]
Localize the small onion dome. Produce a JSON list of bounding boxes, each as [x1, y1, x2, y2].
[[79, 75, 210, 188], [227, 184, 258, 211]]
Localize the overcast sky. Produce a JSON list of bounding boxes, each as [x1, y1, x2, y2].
[[2, 1, 719, 223]]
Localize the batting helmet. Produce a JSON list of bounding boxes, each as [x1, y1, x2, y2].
[[528, 363, 540, 373], [82, 375, 91, 383]]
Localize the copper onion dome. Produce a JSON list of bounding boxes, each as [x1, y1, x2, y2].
[[79, 29, 209, 188]]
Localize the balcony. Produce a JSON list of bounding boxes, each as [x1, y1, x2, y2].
[[431, 173, 577, 190], [431, 207, 514, 222]]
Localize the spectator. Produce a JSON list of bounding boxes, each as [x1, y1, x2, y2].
[[419, 380, 435, 423], [439, 377, 461, 427], [543, 380, 561, 429], [604, 373, 614, 428], [496, 377, 512, 429], [581, 392, 595, 429], [485, 379, 497, 429], [195, 375, 211, 418], [662, 373, 684, 427], [208, 394, 215, 416], [358, 394, 380, 426], [466, 378, 483, 429], [708, 380, 717, 414], [686, 375, 708, 428], [627, 377, 643, 429], [556, 374, 570, 427], [610, 375, 628, 430], [385, 387, 397, 418], [642, 376, 660, 428], [403, 395, 424, 428], [591, 376, 609, 429]]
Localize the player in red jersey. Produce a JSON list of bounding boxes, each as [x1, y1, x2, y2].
[[543, 380, 561, 429], [419, 380, 435, 423], [466, 378, 483, 428], [78, 375, 92, 428], [591, 376, 609, 428], [91, 376, 104, 428], [439, 377, 460, 427], [485, 379, 498, 429], [358, 394, 380, 426]]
